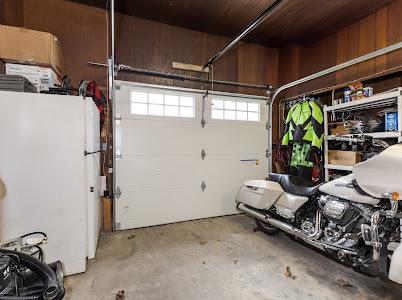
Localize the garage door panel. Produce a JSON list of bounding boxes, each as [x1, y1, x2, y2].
[[202, 122, 267, 154], [116, 183, 239, 230], [118, 120, 203, 156], [116, 155, 204, 191], [203, 154, 268, 184], [204, 130, 267, 154]]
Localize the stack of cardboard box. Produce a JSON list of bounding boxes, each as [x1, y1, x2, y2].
[[0, 25, 64, 92]]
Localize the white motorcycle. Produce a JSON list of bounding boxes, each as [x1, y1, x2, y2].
[[235, 144, 402, 283]]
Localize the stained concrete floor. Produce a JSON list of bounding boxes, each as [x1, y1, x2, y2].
[[65, 215, 402, 300]]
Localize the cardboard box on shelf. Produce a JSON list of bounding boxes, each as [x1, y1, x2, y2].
[[0, 25, 64, 75], [328, 150, 361, 166], [329, 122, 350, 136], [4, 63, 61, 92]]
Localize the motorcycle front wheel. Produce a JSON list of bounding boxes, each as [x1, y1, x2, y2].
[[255, 218, 280, 235]]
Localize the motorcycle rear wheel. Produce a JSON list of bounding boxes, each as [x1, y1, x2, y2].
[[255, 218, 280, 235]]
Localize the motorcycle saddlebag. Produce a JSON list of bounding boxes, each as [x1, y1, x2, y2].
[[235, 180, 283, 210]]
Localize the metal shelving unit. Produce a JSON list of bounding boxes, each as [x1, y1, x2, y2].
[[323, 87, 402, 181]]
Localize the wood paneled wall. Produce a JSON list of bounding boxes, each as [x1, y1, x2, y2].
[[114, 14, 278, 95], [22, 0, 109, 88], [0, 0, 24, 27], [277, 0, 402, 96], [15, 0, 278, 96]]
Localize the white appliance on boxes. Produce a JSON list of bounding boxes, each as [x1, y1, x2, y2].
[[0, 91, 101, 275]]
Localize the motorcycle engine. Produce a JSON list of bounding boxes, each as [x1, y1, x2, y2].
[[316, 195, 362, 247], [318, 195, 355, 226], [323, 221, 343, 243]]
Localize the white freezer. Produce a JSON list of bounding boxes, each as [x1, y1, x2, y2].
[[0, 91, 101, 275]]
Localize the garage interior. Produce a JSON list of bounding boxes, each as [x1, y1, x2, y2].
[[1, 0, 402, 299]]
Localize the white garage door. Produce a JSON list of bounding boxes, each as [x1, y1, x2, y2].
[[114, 81, 268, 230]]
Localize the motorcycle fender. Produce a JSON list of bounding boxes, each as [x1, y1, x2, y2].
[[389, 242, 402, 284]]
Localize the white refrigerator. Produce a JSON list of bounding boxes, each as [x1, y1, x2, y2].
[[0, 91, 101, 275], [84, 97, 101, 260]]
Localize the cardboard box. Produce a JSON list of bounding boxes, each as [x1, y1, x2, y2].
[[329, 122, 349, 136], [4, 63, 61, 91], [102, 197, 112, 233], [328, 150, 361, 166], [0, 25, 64, 75]]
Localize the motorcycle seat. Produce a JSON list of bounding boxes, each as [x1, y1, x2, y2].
[[268, 173, 322, 197]]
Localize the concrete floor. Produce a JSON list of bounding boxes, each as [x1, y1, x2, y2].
[[65, 215, 402, 300]]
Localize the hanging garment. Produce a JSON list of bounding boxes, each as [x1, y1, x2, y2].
[[289, 142, 313, 178], [281, 99, 324, 180], [79, 80, 107, 127], [282, 100, 324, 150]]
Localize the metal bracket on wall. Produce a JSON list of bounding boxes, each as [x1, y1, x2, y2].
[[265, 122, 271, 130], [201, 99, 207, 128], [201, 181, 207, 192], [201, 90, 208, 128], [201, 149, 206, 160], [265, 150, 271, 158], [115, 186, 121, 199], [265, 87, 274, 106]]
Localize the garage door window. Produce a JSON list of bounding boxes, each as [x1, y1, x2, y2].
[[131, 91, 195, 118], [211, 98, 260, 122]]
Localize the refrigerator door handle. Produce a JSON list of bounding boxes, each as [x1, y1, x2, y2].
[[84, 150, 101, 156]]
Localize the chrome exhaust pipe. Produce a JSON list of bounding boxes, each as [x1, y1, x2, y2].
[[237, 203, 303, 237], [237, 203, 358, 255], [307, 210, 322, 240]]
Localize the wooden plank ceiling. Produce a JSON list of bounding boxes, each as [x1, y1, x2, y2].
[[69, 0, 394, 47]]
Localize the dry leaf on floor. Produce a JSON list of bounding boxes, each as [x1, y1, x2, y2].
[[336, 278, 354, 288], [200, 240, 208, 245], [127, 234, 135, 240], [284, 267, 297, 280], [115, 290, 125, 300], [233, 259, 238, 264]]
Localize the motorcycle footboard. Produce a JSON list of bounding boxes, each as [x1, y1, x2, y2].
[[235, 180, 283, 210]]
